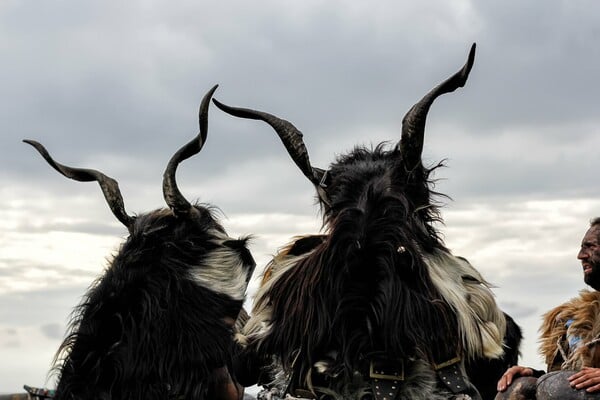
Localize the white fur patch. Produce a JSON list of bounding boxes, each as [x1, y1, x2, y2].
[[187, 230, 251, 301], [424, 250, 506, 359]]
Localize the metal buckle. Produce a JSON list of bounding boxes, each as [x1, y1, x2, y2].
[[369, 359, 404, 381], [433, 355, 461, 371], [318, 170, 329, 188]]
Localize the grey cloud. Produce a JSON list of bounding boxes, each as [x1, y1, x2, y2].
[[2, 328, 17, 336], [0, 258, 97, 277], [0, 286, 88, 325], [497, 301, 538, 320], [1, 339, 20, 349], [9, 220, 123, 236], [465, 1, 600, 128], [40, 323, 64, 341], [3, 0, 599, 209]]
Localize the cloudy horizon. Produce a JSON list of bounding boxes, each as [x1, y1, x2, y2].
[[2, 0, 599, 394]]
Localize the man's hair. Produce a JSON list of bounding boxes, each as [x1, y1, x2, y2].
[[590, 218, 600, 243]]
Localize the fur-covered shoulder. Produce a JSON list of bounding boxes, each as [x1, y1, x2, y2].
[[424, 251, 506, 359], [539, 289, 600, 369], [242, 235, 325, 340], [257, 234, 325, 287]]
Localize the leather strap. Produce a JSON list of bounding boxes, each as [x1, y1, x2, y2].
[[433, 357, 469, 395], [436, 362, 469, 394], [369, 357, 403, 400], [287, 355, 475, 399]]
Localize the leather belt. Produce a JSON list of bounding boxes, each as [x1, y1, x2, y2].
[[288, 355, 474, 399], [369, 357, 404, 400], [434, 356, 470, 394]]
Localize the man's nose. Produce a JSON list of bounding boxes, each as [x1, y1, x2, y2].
[[578, 249, 588, 260]]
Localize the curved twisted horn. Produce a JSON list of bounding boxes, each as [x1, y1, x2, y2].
[[23, 139, 135, 230], [400, 43, 476, 169], [163, 84, 218, 217], [212, 99, 324, 186]]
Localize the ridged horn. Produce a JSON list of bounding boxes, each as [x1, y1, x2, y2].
[[162, 84, 218, 217], [212, 99, 323, 186], [23, 139, 135, 231], [400, 43, 476, 170]]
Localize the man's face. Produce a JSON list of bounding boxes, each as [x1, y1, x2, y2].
[[578, 225, 600, 290]]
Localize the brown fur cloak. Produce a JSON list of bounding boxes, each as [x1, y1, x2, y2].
[[539, 290, 600, 371]]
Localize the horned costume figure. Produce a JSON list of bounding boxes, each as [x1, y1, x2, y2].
[[215, 45, 521, 400], [24, 85, 255, 400]]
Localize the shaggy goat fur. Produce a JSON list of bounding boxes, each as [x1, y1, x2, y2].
[[52, 209, 254, 400], [216, 45, 522, 400], [26, 85, 255, 400]]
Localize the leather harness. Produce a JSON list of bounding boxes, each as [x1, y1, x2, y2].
[[287, 354, 476, 400]]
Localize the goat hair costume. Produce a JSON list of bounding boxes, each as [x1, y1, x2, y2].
[[24, 85, 256, 400], [539, 289, 600, 371], [219, 44, 521, 400], [240, 235, 507, 400]]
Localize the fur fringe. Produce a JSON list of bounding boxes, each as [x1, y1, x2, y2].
[[539, 289, 600, 370], [424, 251, 506, 360], [242, 238, 507, 397]]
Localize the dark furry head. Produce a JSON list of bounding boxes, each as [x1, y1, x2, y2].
[[54, 207, 254, 400], [25, 85, 256, 399], [322, 143, 447, 251], [257, 153, 458, 389]]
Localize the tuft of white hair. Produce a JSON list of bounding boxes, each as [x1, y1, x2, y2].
[[425, 250, 506, 360], [188, 230, 252, 301]]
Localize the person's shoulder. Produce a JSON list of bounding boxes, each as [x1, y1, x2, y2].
[[576, 289, 600, 302], [541, 289, 600, 327]]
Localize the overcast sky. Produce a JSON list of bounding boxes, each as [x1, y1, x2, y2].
[[2, 0, 600, 394]]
